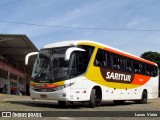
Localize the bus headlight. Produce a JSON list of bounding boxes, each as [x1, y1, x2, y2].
[[32, 82, 75, 92], [54, 82, 74, 91]]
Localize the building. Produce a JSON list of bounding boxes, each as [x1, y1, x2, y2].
[[0, 34, 38, 95]]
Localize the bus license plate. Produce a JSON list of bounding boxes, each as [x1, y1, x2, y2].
[[40, 94, 47, 98]]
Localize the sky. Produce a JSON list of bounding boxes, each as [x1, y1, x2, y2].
[[0, 0, 160, 56]]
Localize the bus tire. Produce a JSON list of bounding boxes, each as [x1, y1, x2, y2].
[[135, 90, 147, 104], [113, 100, 124, 105], [89, 89, 96, 108], [58, 101, 66, 107]]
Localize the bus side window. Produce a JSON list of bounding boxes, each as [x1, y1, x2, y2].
[[94, 49, 106, 67], [111, 54, 121, 70], [122, 58, 127, 71], [154, 66, 158, 77], [122, 58, 131, 72], [142, 63, 146, 75], [106, 52, 110, 68], [126, 59, 132, 72], [145, 64, 150, 75], [150, 65, 158, 77], [133, 61, 141, 74], [145, 64, 158, 77]]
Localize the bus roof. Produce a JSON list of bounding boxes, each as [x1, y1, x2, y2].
[[42, 40, 157, 66]]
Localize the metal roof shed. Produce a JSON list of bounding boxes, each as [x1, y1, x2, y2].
[[0, 34, 38, 73]]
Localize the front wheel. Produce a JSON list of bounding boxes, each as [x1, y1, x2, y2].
[[89, 89, 96, 108], [58, 101, 66, 107], [113, 100, 124, 105]]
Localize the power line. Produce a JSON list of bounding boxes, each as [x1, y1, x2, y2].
[[0, 20, 160, 32]]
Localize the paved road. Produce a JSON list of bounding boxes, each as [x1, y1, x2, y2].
[[0, 94, 159, 120]]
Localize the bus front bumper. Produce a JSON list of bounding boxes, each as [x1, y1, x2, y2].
[[30, 88, 71, 101]]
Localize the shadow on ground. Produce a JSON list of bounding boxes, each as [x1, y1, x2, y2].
[[4, 100, 140, 109]]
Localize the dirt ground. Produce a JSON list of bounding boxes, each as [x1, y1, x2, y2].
[[0, 94, 159, 120]]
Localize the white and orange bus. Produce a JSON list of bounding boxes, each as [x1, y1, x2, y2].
[[25, 40, 159, 108]]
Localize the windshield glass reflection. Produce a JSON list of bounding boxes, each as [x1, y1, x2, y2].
[[31, 45, 94, 83], [32, 47, 69, 82]]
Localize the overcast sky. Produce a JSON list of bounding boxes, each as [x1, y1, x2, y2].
[[0, 0, 160, 56]]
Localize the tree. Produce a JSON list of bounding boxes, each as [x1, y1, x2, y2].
[[141, 51, 160, 69]]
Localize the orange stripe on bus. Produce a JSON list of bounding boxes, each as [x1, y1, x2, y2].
[[30, 83, 59, 88], [131, 74, 151, 85], [104, 47, 155, 65], [45, 84, 58, 88]]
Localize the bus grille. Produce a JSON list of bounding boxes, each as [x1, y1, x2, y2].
[[33, 88, 55, 92]]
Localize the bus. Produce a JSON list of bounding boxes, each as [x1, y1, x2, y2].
[[25, 40, 159, 108]]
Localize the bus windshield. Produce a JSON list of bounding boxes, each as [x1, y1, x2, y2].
[[31, 45, 94, 83], [32, 47, 69, 83]]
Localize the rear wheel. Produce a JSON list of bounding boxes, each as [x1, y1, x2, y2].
[[58, 101, 66, 107], [135, 90, 147, 104]]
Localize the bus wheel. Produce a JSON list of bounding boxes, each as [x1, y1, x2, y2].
[[58, 101, 66, 107], [135, 90, 147, 104], [113, 100, 124, 105], [89, 89, 96, 108]]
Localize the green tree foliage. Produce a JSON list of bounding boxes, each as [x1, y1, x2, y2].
[[141, 51, 160, 69]]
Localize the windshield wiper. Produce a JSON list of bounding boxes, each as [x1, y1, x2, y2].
[[35, 59, 49, 80]]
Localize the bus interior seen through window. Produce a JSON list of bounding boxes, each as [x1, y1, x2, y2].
[[94, 48, 158, 77], [69, 45, 94, 78]]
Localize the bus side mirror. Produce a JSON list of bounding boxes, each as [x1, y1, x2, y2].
[[25, 52, 39, 65], [65, 47, 85, 60]]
